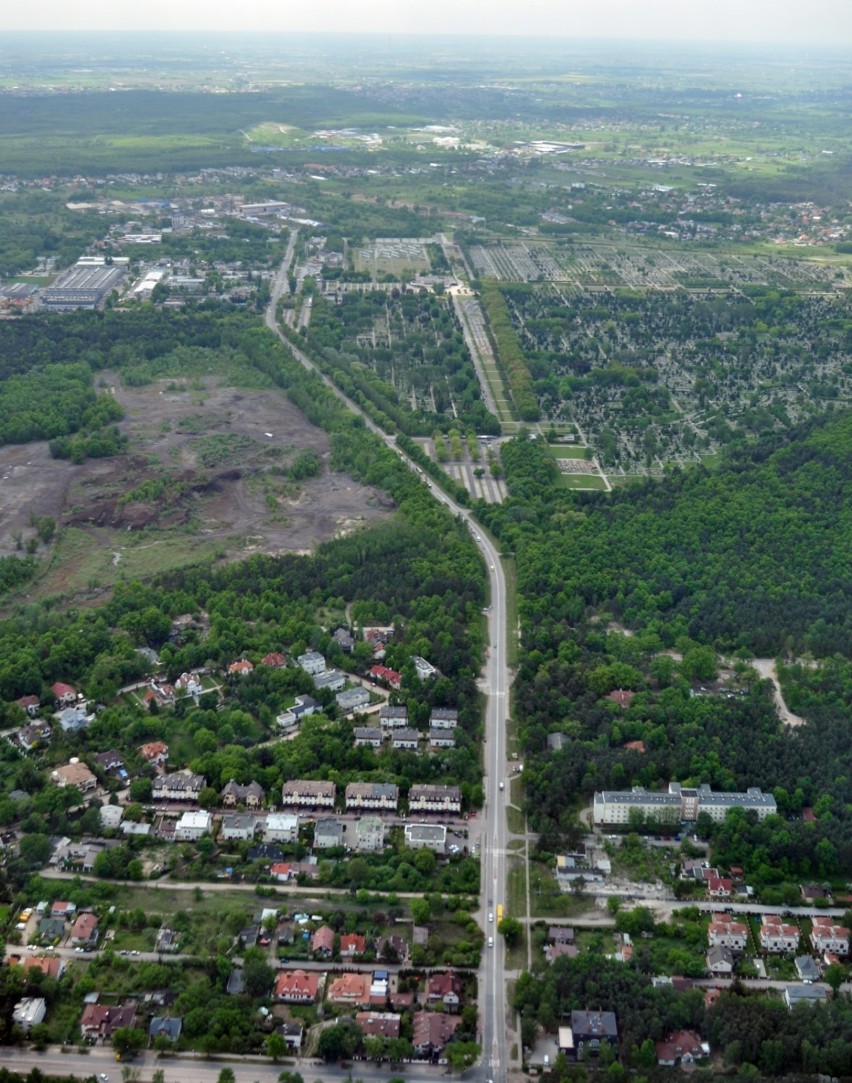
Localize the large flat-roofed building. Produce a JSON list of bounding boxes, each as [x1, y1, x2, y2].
[[593, 782, 776, 826], [41, 259, 127, 309]]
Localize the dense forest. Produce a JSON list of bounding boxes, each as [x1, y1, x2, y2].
[[478, 412, 852, 880]]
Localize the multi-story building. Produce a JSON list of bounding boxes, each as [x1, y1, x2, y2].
[[274, 969, 320, 1003], [264, 812, 300, 843], [175, 811, 212, 841], [356, 816, 386, 851], [811, 917, 850, 955], [280, 780, 336, 810], [379, 706, 408, 729], [405, 823, 447, 853], [296, 651, 326, 676], [220, 779, 265, 809], [345, 782, 398, 812], [593, 782, 776, 826], [429, 708, 458, 729], [760, 915, 800, 953], [408, 784, 462, 815], [220, 814, 258, 841], [707, 914, 749, 952], [354, 727, 383, 748], [152, 773, 206, 803], [391, 727, 421, 750]]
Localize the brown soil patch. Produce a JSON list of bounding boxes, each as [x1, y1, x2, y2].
[[0, 372, 392, 600]]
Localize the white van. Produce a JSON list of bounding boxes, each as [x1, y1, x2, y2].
[[488, 936, 493, 948]]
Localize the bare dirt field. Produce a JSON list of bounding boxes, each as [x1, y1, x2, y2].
[[0, 372, 392, 602]]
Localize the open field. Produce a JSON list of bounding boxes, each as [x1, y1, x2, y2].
[[0, 370, 391, 602]]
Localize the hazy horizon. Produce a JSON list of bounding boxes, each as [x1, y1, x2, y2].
[[1, 1, 851, 46]]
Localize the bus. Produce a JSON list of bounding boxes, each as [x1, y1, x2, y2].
[[496, 903, 504, 925]]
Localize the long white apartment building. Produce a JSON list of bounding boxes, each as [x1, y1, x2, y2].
[[593, 782, 776, 826]]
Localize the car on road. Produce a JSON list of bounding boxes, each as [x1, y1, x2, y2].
[[488, 912, 494, 922], [499, 781, 504, 790], [99, 1074, 109, 1081], [488, 936, 493, 948]]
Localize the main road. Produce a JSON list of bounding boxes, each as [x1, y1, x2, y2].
[[266, 252, 513, 1082]]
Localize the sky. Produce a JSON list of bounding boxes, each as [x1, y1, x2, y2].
[[3, 0, 852, 43]]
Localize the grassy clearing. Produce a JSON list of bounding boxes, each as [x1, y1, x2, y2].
[[507, 805, 525, 835], [548, 445, 589, 460], [505, 927, 528, 971], [33, 526, 224, 600], [556, 473, 609, 490], [507, 860, 527, 918]]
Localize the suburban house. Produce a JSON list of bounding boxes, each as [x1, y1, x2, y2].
[[310, 925, 335, 957], [327, 972, 371, 1006], [51, 900, 77, 920], [707, 915, 749, 951], [175, 672, 202, 697], [51, 682, 78, 707], [391, 728, 420, 751], [707, 876, 733, 898], [413, 1012, 461, 1057], [430, 708, 458, 729], [175, 810, 212, 841], [24, 955, 65, 979], [760, 915, 800, 953], [377, 935, 409, 963], [405, 823, 447, 853], [56, 706, 90, 732], [340, 933, 367, 957], [356, 1011, 401, 1040], [220, 814, 258, 841], [354, 726, 383, 748], [408, 783, 462, 815], [264, 812, 300, 843], [278, 1021, 304, 1051], [13, 998, 47, 1033], [706, 945, 735, 975], [69, 912, 99, 946], [379, 705, 408, 729], [93, 750, 124, 774], [315, 669, 346, 692], [314, 818, 345, 849], [356, 816, 385, 851], [656, 1031, 708, 1067], [274, 969, 320, 1003], [260, 652, 287, 668], [345, 781, 398, 812], [227, 659, 254, 677], [220, 779, 265, 808], [795, 956, 821, 982], [548, 926, 575, 946], [297, 651, 326, 675], [559, 1011, 619, 1060], [428, 728, 456, 749], [784, 984, 828, 1009], [152, 773, 205, 803], [427, 971, 462, 1008], [80, 1003, 137, 1042], [50, 761, 97, 793], [139, 741, 169, 766], [17, 695, 40, 717], [149, 1018, 182, 1042], [276, 694, 320, 731], [412, 655, 437, 681], [369, 665, 402, 690], [336, 687, 370, 712], [333, 628, 354, 653], [269, 862, 297, 883], [281, 780, 336, 810], [811, 917, 850, 955]]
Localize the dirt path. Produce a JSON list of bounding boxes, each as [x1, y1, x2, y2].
[[751, 657, 807, 726]]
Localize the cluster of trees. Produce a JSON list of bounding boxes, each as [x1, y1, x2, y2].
[[515, 952, 852, 1077], [475, 413, 852, 876], [480, 283, 539, 421]]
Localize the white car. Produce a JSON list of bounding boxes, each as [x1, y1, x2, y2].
[[488, 912, 494, 923], [99, 1075, 110, 1081]]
